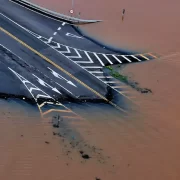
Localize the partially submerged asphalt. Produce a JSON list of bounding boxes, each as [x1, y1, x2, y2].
[[0, 0, 140, 119]]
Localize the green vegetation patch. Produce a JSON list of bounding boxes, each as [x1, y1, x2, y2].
[[106, 66, 128, 82]]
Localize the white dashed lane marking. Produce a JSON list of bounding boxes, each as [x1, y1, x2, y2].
[[53, 32, 57, 36]]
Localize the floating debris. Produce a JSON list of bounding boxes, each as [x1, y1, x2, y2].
[[95, 177, 101, 180], [82, 154, 91, 159]]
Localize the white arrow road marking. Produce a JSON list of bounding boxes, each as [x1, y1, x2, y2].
[[8, 67, 54, 101], [66, 32, 83, 39], [32, 74, 61, 94], [8, 68, 82, 118], [47, 67, 77, 87]]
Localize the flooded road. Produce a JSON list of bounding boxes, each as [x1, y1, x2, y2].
[[30, 0, 180, 53], [1, 0, 180, 179]]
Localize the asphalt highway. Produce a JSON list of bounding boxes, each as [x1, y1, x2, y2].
[[0, 0, 154, 119]]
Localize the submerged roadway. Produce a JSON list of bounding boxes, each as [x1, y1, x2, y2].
[[0, 0, 157, 120]]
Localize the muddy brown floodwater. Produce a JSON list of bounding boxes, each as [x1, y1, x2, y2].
[[1, 0, 180, 179]]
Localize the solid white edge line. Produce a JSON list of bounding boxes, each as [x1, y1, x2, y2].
[[9, 0, 72, 25]]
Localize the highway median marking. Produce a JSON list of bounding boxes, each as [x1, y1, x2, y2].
[[0, 26, 127, 113]]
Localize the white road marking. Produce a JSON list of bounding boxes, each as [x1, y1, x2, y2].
[[8, 68, 82, 118], [74, 51, 93, 63], [47, 37, 53, 43], [140, 54, 149, 60], [67, 49, 82, 58], [131, 55, 141, 62], [103, 81, 119, 83], [0, 12, 135, 102], [55, 82, 75, 96], [66, 32, 83, 39], [102, 54, 113, 64], [47, 67, 77, 87], [121, 55, 132, 62], [51, 42, 61, 48], [8, 67, 53, 101], [57, 27, 61, 30], [89, 71, 103, 73], [32, 74, 61, 94], [9, 0, 72, 25], [96, 76, 113, 79], [113, 85, 124, 88], [60, 46, 71, 53], [62, 22, 66, 26], [94, 53, 105, 66], [39, 101, 54, 108], [112, 55, 122, 63], [53, 32, 57, 36], [82, 66, 103, 69]]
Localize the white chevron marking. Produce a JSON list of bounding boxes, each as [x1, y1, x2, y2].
[[97, 76, 113, 79], [131, 55, 141, 61], [81, 66, 102, 68], [140, 54, 150, 60], [103, 81, 119, 83], [51, 43, 61, 48], [89, 71, 103, 73], [94, 53, 105, 66], [67, 49, 82, 58], [112, 55, 122, 63], [74, 51, 93, 63], [121, 55, 132, 62], [102, 54, 113, 64], [47, 37, 53, 43], [59, 46, 71, 53]]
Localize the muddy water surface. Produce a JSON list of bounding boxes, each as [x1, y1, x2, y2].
[[1, 0, 180, 179], [30, 0, 180, 53]]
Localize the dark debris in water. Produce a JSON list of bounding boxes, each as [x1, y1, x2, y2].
[[95, 178, 101, 180], [82, 154, 91, 159]]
